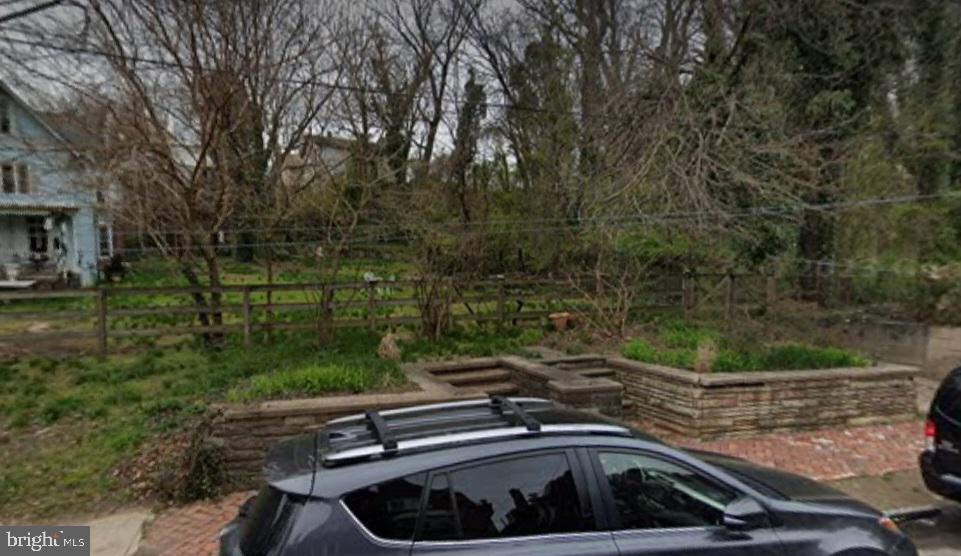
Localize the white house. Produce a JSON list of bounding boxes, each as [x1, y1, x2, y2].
[[0, 80, 111, 287]]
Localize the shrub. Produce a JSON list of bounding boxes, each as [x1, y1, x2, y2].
[[660, 322, 720, 350], [759, 344, 869, 370], [153, 415, 226, 504], [711, 350, 761, 373], [622, 339, 696, 369], [622, 339, 658, 361]]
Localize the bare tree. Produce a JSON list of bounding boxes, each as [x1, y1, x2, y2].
[[2, 0, 348, 340]]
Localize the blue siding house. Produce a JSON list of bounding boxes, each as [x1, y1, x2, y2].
[[0, 80, 111, 287]]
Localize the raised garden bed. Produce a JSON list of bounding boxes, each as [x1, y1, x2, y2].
[[607, 357, 919, 438], [621, 322, 870, 373], [213, 356, 623, 483]]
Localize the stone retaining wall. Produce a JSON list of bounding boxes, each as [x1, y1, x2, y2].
[[213, 358, 623, 484], [831, 319, 961, 381], [608, 358, 919, 438], [214, 387, 461, 484], [500, 356, 623, 416]]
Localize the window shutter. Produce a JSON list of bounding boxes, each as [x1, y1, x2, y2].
[[16, 163, 29, 194]]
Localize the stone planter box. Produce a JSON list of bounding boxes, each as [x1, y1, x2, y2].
[[213, 358, 623, 484], [607, 357, 919, 439]]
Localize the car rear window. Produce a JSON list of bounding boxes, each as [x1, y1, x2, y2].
[[344, 473, 427, 540], [240, 486, 301, 556], [935, 368, 961, 413]]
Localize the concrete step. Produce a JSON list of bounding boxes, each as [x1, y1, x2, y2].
[[458, 382, 519, 396], [577, 367, 617, 378], [441, 368, 513, 386]]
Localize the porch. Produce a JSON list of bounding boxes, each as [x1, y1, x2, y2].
[[0, 211, 84, 287]]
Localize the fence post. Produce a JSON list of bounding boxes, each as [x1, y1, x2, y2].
[[445, 276, 454, 331], [765, 273, 777, 309], [242, 286, 252, 348], [496, 276, 506, 328], [724, 272, 736, 320], [95, 288, 108, 359], [367, 280, 378, 330], [683, 270, 696, 317]]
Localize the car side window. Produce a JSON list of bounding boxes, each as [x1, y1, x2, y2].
[[419, 452, 593, 541], [344, 473, 426, 540], [598, 451, 737, 531], [419, 473, 459, 541]]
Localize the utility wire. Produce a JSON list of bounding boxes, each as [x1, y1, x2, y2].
[[110, 191, 961, 254], [109, 190, 961, 237]]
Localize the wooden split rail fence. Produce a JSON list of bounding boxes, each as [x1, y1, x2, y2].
[[0, 273, 777, 358]]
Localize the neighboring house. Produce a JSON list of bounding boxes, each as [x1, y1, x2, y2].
[[282, 133, 386, 191], [0, 80, 111, 287]]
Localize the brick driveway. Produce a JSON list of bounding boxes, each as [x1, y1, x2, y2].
[[138, 420, 924, 555]]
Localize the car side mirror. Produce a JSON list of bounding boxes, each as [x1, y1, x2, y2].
[[723, 496, 767, 532]]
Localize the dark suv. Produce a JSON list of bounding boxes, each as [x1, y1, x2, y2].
[[921, 366, 961, 502], [220, 397, 916, 555]]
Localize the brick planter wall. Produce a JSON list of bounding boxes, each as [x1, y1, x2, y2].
[[607, 358, 919, 438]]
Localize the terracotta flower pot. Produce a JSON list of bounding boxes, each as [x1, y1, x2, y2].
[[549, 312, 572, 331]]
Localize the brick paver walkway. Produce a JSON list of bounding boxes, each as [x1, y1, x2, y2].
[[675, 420, 924, 482], [138, 420, 924, 555], [139, 491, 253, 556]]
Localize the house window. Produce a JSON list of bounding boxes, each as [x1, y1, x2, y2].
[[16, 164, 29, 193], [98, 225, 112, 256], [1, 165, 13, 193], [26, 216, 48, 254], [1, 163, 30, 194], [0, 96, 10, 134]]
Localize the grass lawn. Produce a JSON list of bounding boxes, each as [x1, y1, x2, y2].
[[621, 320, 870, 372], [0, 329, 406, 520], [0, 324, 546, 520]]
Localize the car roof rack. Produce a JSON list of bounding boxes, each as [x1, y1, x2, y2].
[[491, 395, 541, 432], [321, 395, 631, 466]]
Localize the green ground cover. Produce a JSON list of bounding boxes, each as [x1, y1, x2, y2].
[[0, 324, 546, 520], [621, 320, 870, 372]]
